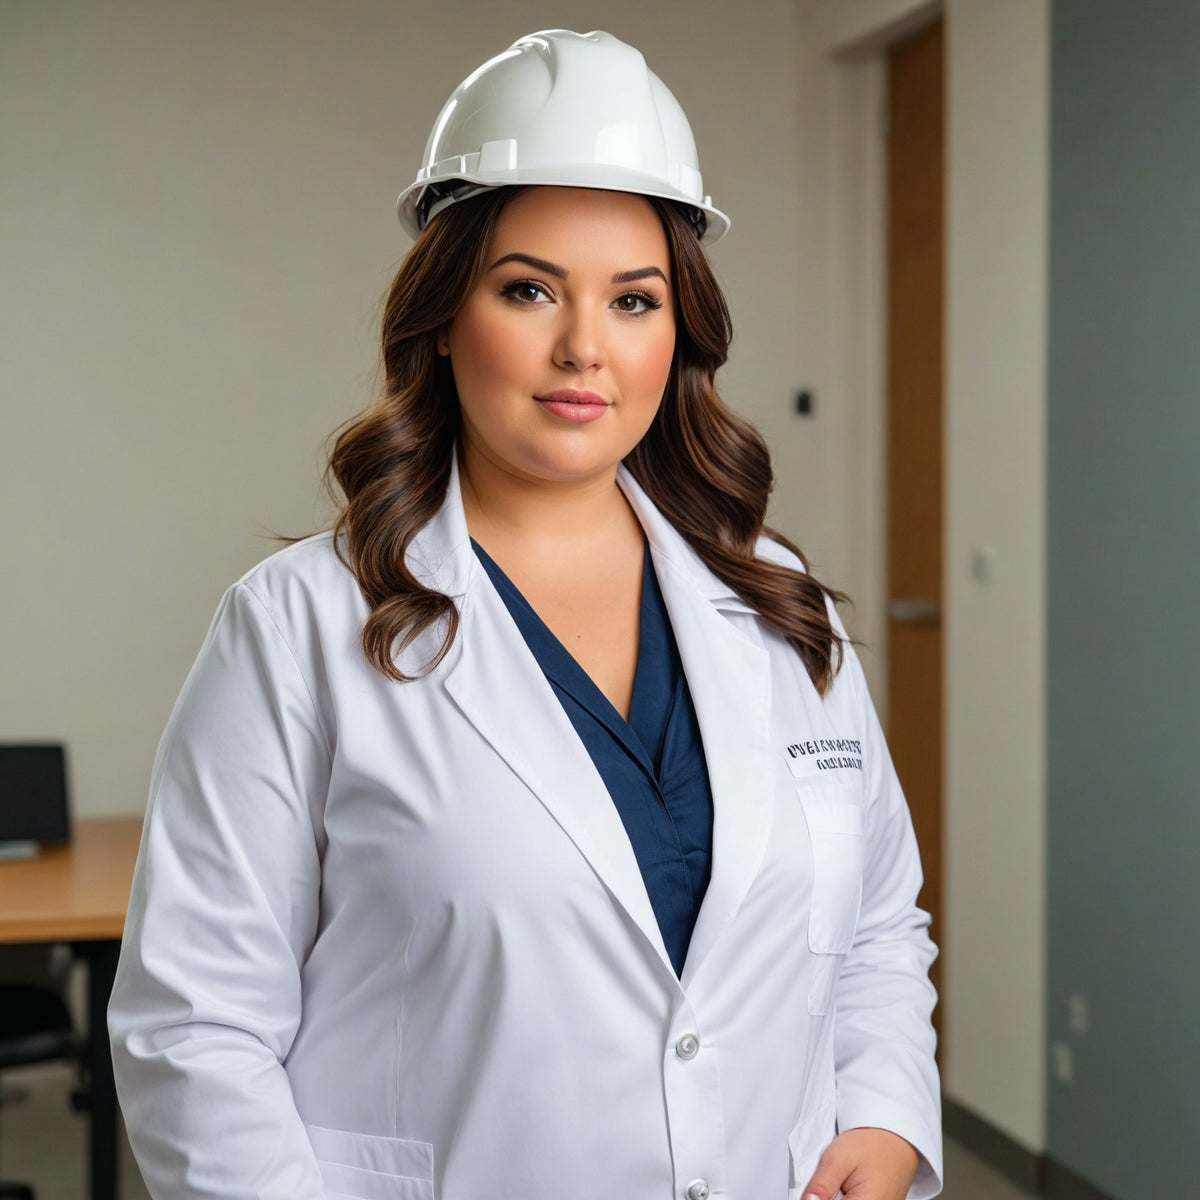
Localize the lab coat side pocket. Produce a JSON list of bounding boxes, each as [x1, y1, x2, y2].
[[787, 1096, 838, 1199], [797, 782, 865, 1013], [304, 1124, 434, 1200]]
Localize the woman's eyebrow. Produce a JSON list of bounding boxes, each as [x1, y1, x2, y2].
[[612, 266, 669, 285], [488, 252, 565, 277], [488, 253, 669, 287]]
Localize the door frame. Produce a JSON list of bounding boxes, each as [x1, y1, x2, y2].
[[794, 0, 943, 710]]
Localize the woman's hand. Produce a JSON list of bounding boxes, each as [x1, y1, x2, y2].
[[801, 1126, 920, 1200]]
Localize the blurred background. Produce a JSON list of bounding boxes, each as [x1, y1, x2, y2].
[[1, 1, 1196, 1198]]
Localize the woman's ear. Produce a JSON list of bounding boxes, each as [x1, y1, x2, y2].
[[436, 330, 450, 357]]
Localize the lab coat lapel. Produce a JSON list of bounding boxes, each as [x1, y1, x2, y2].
[[618, 471, 774, 988], [421, 462, 673, 976]]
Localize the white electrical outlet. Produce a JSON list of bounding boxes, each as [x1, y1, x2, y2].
[[1051, 1041, 1074, 1084]]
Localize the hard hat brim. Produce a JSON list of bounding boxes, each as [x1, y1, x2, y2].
[[396, 169, 730, 246]]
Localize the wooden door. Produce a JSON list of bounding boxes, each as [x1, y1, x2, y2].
[[885, 18, 945, 1040]]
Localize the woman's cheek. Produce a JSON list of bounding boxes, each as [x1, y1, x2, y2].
[[639, 339, 676, 399]]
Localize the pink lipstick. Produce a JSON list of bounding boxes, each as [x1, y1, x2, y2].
[[535, 389, 611, 423]]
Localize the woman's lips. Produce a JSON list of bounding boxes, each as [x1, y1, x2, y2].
[[535, 390, 611, 423]]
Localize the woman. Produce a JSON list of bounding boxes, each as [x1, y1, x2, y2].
[[109, 29, 941, 1200]]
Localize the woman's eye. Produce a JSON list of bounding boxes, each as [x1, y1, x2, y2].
[[613, 291, 662, 315], [500, 280, 550, 304]]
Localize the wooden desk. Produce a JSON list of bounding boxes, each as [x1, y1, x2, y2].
[[0, 816, 143, 1200], [0, 817, 141, 942]]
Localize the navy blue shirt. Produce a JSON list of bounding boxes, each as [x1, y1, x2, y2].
[[472, 540, 713, 976]]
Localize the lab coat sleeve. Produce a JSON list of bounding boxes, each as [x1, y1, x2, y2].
[[832, 641, 943, 1199], [108, 579, 333, 1199]]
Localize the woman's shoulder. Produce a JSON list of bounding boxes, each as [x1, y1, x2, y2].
[[228, 531, 365, 636], [237, 529, 346, 589]]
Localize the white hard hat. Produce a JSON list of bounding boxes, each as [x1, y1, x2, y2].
[[396, 29, 730, 245]]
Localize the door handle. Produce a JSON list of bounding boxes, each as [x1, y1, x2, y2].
[[888, 598, 942, 625]]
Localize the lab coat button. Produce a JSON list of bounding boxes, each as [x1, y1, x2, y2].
[[685, 1180, 711, 1200], [675, 1033, 700, 1060]]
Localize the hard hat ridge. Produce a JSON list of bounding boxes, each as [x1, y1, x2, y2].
[[397, 29, 729, 244]]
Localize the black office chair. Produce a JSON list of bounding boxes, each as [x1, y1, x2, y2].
[[0, 954, 85, 1200]]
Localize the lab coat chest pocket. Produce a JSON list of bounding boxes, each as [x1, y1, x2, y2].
[[305, 1124, 434, 1200], [797, 781, 865, 956]]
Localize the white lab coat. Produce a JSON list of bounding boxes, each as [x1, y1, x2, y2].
[[109, 458, 941, 1200]]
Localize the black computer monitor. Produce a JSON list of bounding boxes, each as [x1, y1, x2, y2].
[[0, 743, 71, 851]]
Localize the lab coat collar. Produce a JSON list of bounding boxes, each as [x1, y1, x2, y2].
[[405, 454, 758, 611], [615, 466, 760, 615], [404, 453, 475, 601], [615, 467, 775, 987], [423, 455, 775, 989]]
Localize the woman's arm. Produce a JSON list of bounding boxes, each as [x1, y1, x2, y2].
[[804, 640, 943, 1200], [109, 580, 333, 1199]]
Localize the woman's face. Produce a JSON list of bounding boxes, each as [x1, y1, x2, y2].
[[440, 186, 676, 491]]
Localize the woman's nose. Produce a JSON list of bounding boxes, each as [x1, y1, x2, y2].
[[552, 306, 605, 372]]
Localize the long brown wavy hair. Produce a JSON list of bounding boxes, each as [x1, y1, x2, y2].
[[327, 187, 846, 692]]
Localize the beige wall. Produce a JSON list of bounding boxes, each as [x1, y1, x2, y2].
[[794, 0, 1049, 1153], [943, 0, 1048, 1153], [0, 0, 811, 816]]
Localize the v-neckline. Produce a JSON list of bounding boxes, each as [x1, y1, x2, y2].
[[470, 538, 666, 773]]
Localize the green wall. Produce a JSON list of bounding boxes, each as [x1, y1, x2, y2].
[[1047, 1, 1200, 1194]]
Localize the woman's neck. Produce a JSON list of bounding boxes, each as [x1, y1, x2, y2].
[[456, 443, 648, 719], [457, 448, 638, 553]]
